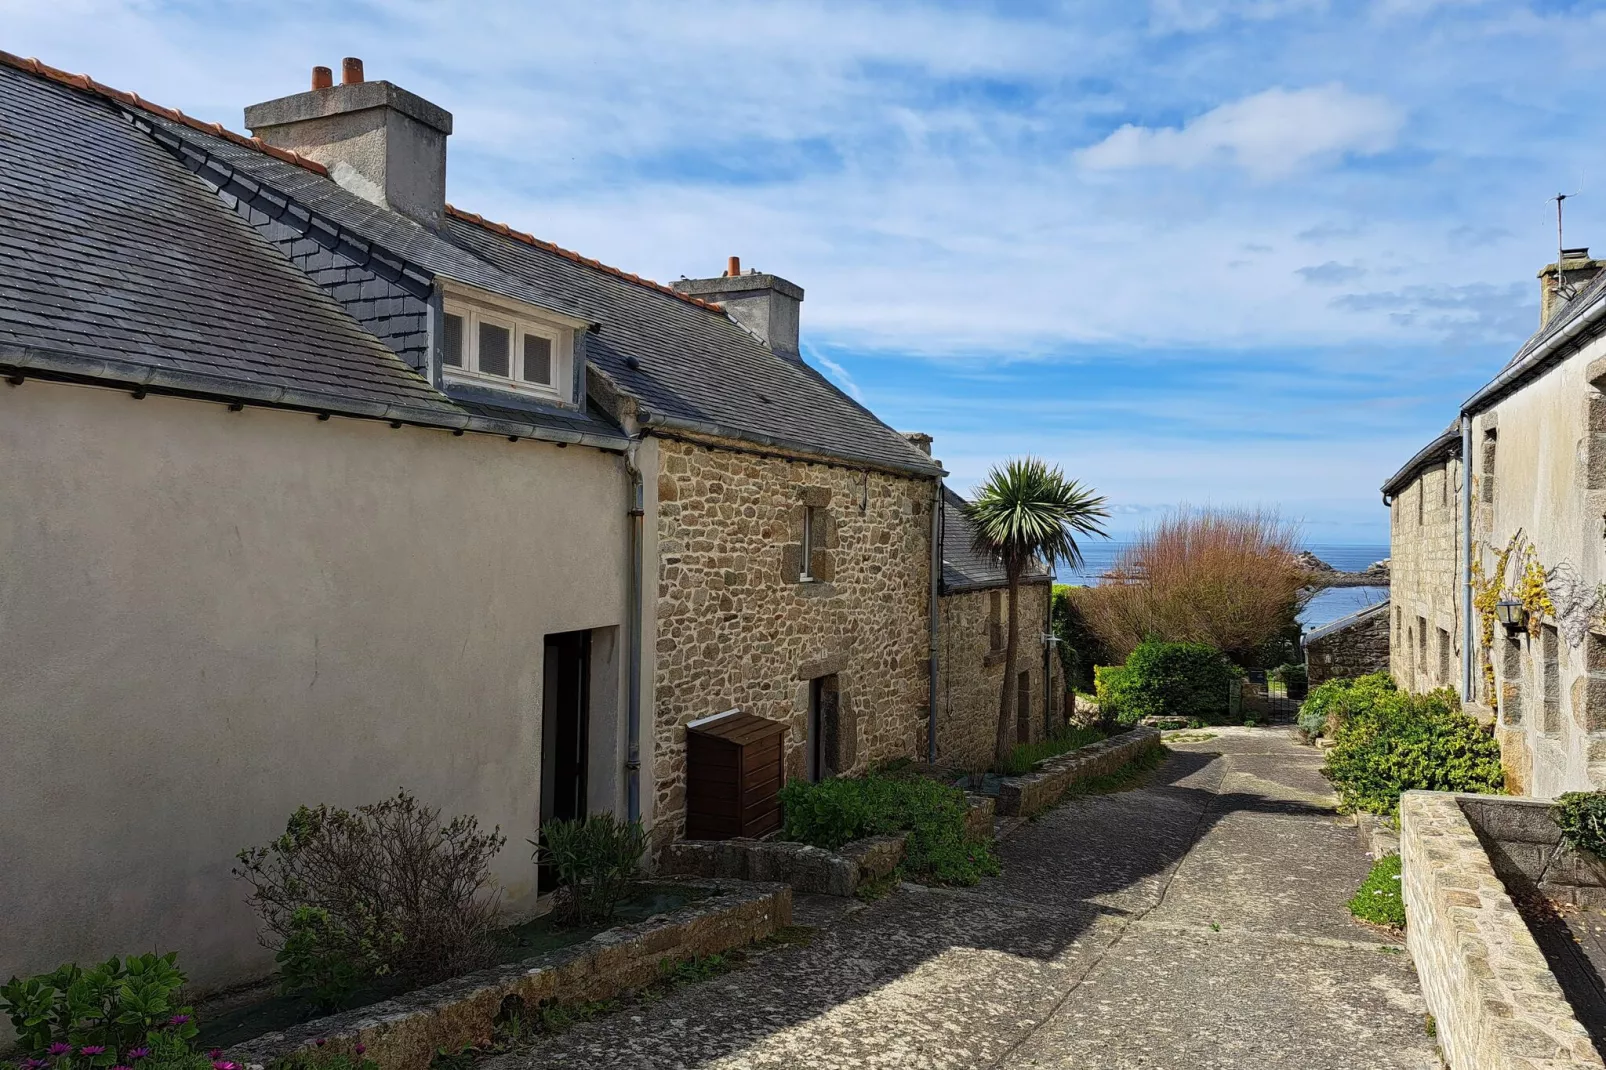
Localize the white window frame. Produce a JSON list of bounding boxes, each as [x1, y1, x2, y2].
[[440, 295, 571, 402]]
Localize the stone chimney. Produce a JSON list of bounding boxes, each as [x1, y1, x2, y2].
[[903, 432, 933, 455], [672, 256, 804, 360], [244, 58, 453, 229], [1539, 247, 1606, 327]]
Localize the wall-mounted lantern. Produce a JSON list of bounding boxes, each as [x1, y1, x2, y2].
[[1494, 599, 1528, 634]]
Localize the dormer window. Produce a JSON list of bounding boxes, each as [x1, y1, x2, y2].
[[440, 297, 567, 400]]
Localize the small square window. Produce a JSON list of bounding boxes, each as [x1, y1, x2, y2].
[[478, 321, 511, 377], [523, 333, 552, 384], [442, 313, 464, 367]]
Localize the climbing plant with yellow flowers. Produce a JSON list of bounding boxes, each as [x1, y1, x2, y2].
[[1470, 532, 1552, 697]]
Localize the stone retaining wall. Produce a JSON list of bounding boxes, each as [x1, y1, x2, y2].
[[227, 880, 790, 1070], [1459, 795, 1606, 907], [996, 727, 1161, 818], [663, 834, 907, 896], [1400, 791, 1602, 1070]]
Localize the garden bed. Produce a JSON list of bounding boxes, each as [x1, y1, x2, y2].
[[662, 835, 906, 897], [995, 726, 1161, 818], [199, 884, 706, 1048], [222, 879, 789, 1070]]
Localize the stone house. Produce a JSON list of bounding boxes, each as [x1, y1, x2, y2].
[[1386, 246, 1606, 796], [0, 52, 1004, 987], [1302, 600, 1391, 686], [932, 486, 1060, 770]]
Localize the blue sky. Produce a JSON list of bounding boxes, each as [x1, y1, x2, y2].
[[9, 0, 1606, 542]]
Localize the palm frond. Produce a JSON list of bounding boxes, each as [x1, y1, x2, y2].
[[961, 457, 1109, 574]]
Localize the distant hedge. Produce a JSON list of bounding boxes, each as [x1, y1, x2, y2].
[[1094, 639, 1242, 725]]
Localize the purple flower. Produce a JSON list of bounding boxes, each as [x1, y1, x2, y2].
[[206, 1052, 221, 1061], [127, 1050, 149, 1062], [168, 1015, 190, 1027], [313, 1040, 326, 1049], [212, 1062, 238, 1070], [78, 1047, 106, 1057], [353, 1046, 365, 1057], [47, 1044, 73, 1056]]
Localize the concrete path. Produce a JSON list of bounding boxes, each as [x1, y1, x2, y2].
[[488, 727, 1440, 1069]]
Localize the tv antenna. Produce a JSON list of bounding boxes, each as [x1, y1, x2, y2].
[[1553, 188, 1584, 301]]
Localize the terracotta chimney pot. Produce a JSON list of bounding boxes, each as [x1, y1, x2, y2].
[[341, 57, 364, 85], [311, 66, 333, 91], [727, 255, 740, 278]]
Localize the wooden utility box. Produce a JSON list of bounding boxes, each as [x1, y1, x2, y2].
[[685, 712, 788, 840]]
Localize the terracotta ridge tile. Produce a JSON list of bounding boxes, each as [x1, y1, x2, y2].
[[0, 48, 330, 178], [442, 203, 724, 313]]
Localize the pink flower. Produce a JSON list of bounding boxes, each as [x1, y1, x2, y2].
[[127, 1050, 150, 1062], [353, 1046, 365, 1056], [168, 1015, 190, 1027], [207, 1052, 221, 1060], [78, 1047, 106, 1056], [314, 1040, 326, 1049], [48, 1044, 73, 1056], [212, 1062, 239, 1070]]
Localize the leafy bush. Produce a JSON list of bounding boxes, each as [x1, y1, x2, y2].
[[1554, 792, 1606, 858], [779, 775, 998, 885], [995, 724, 1106, 776], [1297, 672, 1396, 741], [1347, 853, 1405, 928], [1094, 640, 1242, 725], [531, 813, 647, 926], [1323, 688, 1504, 816], [1052, 585, 1112, 694], [234, 790, 506, 1011], [0, 953, 197, 1060]]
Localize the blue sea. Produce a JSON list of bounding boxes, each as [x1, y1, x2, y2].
[[1058, 542, 1389, 630]]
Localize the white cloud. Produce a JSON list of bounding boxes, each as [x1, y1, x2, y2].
[[1078, 85, 1404, 179], [806, 346, 865, 402]]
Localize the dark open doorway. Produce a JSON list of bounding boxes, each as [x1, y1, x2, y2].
[[808, 674, 841, 782], [539, 629, 590, 893]]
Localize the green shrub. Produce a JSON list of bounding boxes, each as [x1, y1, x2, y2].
[[234, 791, 506, 1011], [1297, 672, 1396, 741], [779, 776, 998, 885], [1554, 792, 1606, 858], [1094, 640, 1242, 725], [1347, 853, 1405, 928], [1052, 585, 1112, 694], [1269, 662, 1308, 697], [1323, 688, 1504, 816], [995, 724, 1106, 776], [0, 952, 197, 1060], [531, 813, 647, 926]]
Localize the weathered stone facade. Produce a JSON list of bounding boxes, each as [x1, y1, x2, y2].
[[1387, 450, 1464, 696], [1304, 600, 1391, 686], [648, 434, 935, 849], [931, 581, 1056, 771]]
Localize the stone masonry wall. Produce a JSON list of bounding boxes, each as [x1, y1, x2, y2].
[[1305, 603, 1391, 686], [1388, 457, 1464, 697], [651, 436, 934, 849], [1400, 791, 1601, 1070], [933, 582, 1054, 771]]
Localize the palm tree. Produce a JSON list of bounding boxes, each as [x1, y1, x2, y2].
[[963, 458, 1109, 768]]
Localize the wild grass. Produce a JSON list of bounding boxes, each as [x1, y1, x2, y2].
[[995, 724, 1107, 776]]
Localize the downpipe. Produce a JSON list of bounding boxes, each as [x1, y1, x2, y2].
[[928, 478, 942, 765], [625, 440, 644, 822], [1460, 414, 1474, 703]]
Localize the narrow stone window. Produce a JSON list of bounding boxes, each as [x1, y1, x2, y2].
[[800, 506, 816, 582], [1017, 671, 1031, 744], [1417, 480, 1425, 526], [1543, 624, 1562, 735], [1417, 616, 1428, 676], [1438, 627, 1452, 686], [989, 591, 1003, 652], [1501, 634, 1524, 725], [1481, 430, 1497, 505]]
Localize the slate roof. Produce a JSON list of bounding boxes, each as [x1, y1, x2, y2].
[[1302, 598, 1389, 646], [1, 51, 944, 476], [940, 487, 1053, 593], [0, 61, 456, 417]]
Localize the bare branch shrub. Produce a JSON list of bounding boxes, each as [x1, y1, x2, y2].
[[1077, 508, 1312, 665], [234, 790, 506, 1001]]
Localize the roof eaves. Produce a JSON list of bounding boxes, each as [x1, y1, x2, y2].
[[1380, 424, 1462, 500], [1302, 598, 1390, 645], [0, 343, 629, 450], [642, 411, 947, 480]]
